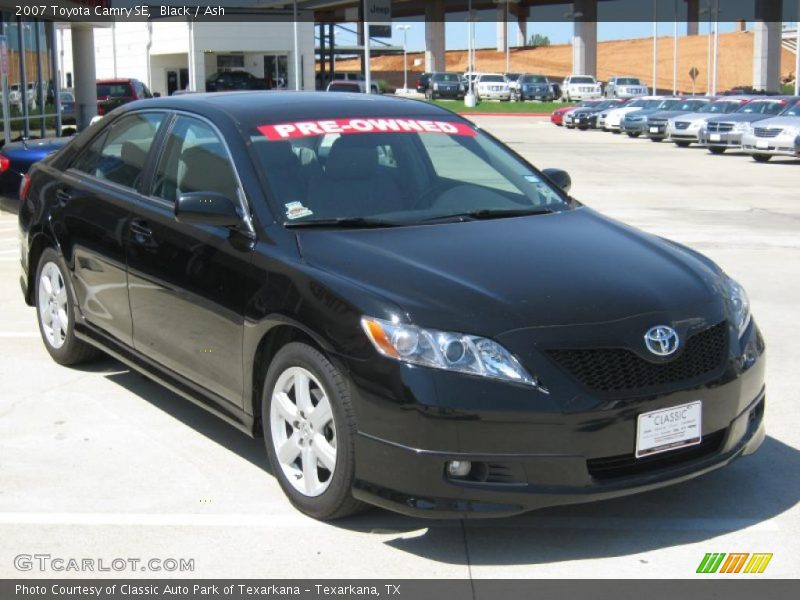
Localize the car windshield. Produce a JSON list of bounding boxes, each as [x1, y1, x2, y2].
[[674, 99, 709, 111], [625, 99, 649, 108], [480, 75, 505, 83], [595, 100, 622, 109], [737, 101, 786, 115], [521, 75, 548, 83], [433, 73, 461, 82], [570, 77, 595, 84], [249, 117, 569, 227], [617, 78, 642, 85], [779, 100, 800, 116], [702, 100, 744, 113], [97, 83, 130, 97]]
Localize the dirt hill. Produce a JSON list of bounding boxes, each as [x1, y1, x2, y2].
[[333, 31, 796, 93]]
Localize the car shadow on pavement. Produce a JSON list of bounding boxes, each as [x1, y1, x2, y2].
[[98, 358, 797, 565], [99, 359, 271, 472]]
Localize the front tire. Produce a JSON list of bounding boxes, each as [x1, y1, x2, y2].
[[262, 342, 365, 520], [708, 147, 726, 155], [752, 154, 772, 162], [674, 141, 691, 147], [35, 248, 100, 366], [627, 132, 641, 138]]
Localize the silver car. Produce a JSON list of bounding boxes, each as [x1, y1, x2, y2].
[[699, 97, 799, 154], [741, 100, 800, 162], [666, 98, 751, 147]]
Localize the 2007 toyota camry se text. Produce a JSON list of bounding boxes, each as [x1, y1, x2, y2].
[[18, 91, 765, 519]]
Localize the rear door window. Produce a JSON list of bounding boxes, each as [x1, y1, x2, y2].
[[72, 112, 165, 190]]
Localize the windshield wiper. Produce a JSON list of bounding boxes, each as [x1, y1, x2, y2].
[[284, 217, 402, 229], [421, 207, 554, 223]]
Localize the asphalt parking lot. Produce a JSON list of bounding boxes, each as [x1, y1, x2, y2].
[[1, 117, 798, 580]]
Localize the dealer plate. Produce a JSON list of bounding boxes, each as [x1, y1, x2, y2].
[[709, 133, 722, 142], [756, 140, 769, 149], [636, 401, 702, 458], [650, 126, 660, 133]]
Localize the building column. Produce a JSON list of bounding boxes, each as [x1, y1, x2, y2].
[[424, 0, 445, 72], [496, 5, 507, 53], [686, 0, 699, 36], [572, 0, 597, 76], [71, 25, 96, 130], [516, 11, 528, 47], [752, 0, 782, 92]]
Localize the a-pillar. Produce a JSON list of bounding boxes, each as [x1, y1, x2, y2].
[[425, 0, 445, 72], [752, 0, 782, 92], [71, 24, 96, 130], [572, 0, 597, 77], [686, 0, 699, 36]]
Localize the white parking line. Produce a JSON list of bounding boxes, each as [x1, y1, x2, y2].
[[0, 332, 39, 338]]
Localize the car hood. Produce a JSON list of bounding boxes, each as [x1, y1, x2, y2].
[[650, 109, 701, 119], [706, 113, 776, 123], [607, 106, 643, 116], [747, 116, 800, 129], [297, 208, 723, 336]]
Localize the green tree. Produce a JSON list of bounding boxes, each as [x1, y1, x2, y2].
[[527, 33, 551, 49]]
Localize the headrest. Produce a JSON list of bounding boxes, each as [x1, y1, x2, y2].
[[121, 140, 149, 171], [179, 143, 237, 198], [326, 136, 377, 180]]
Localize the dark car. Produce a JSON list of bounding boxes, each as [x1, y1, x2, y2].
[[426, 72, 464, 100], [19, 92, 765, 520], [206, 71, 268, 92], [700, 97, 800, 154], [96, 78, 153, 116], [415, 72, 432, 94], [570, 99, 626, 130], [0, 137, 70, 197], [621, 97, 682, 137], [518, 74, 554, 102], [60, 91, 76, 124], [645, 97, 713, 141]]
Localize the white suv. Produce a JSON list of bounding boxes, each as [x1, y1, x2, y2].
[[605, 76, 649, 99], [561, 75, 602, 102], [475, 74, 510, 101]]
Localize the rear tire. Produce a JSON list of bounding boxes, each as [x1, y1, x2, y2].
[[34, 248, 101, 366], [262, 342, 365, 520]]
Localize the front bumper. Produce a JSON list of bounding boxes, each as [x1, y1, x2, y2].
[[667, 125, 702, 142], [567, 90, 602, 101], [742, 132, 800, 157], [647, 123, 669, 139], [700, 130, 745, 148], [622, 120, 647, 134], [521, 88, 553, 101], [346, 319, 766, 518], [478, 90, 511, 100]]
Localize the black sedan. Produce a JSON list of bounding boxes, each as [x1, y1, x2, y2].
[[19, 92, 765, 520], [570, 99, 626, 129]]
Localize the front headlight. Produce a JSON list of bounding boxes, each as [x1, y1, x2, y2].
[[726, 278, 751, 336], [361, 316, 545, 390], [433, 83, 439, 90], [733, 122, 751, 133]]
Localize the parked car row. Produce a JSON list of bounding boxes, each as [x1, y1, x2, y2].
[[552, 94, 800, 162], [417, 71, 561, 102]]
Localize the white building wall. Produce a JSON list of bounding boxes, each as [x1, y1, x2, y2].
[[58, 20, 316, 95]]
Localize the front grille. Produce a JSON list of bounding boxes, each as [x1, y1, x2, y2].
[[675, 121, 690, 130], [546, 321, 729, 393], [587, 430, 726, 480], [707, 122, 734, 133], [649, 118, 667, 126], [754, 127, 782, 138]]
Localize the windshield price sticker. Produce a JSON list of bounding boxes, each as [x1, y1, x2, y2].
[[258, 118, 477, 140]]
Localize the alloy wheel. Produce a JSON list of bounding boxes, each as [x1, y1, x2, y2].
[[270, 366, 337, 497], [38, 261, 69, 349]]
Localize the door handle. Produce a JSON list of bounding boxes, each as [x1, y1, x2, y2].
[[55, 189, 73, 207], [129, 220, 153, 244]]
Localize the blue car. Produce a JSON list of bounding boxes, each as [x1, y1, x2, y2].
[[0, 137, 70, 198]]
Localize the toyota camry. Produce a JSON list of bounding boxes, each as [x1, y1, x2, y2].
[[18, 92, 765, 519]]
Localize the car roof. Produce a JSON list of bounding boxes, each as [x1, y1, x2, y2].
[[96, 78, 137, 84], [120, 91, 458, 125]]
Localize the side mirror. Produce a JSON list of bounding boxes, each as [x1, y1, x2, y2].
[[542, 168, 572, 194], [175, 192, 242, 228]]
